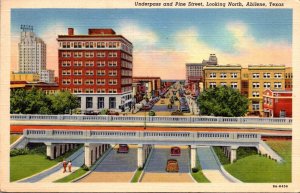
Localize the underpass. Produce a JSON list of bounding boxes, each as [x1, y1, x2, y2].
[[141, 145, 194, 182], [79, 145, 137, 182]]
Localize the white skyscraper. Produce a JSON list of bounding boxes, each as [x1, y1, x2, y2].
[[18, 25, 46, 75]]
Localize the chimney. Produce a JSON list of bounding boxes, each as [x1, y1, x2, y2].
[[68, 28, 74, 35]]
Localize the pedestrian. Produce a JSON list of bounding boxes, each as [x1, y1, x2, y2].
[[67, 160, 72, 172], [62, 160, 67, 173]]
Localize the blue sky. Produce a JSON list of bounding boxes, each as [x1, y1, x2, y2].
[[11, 9, 292, 79]]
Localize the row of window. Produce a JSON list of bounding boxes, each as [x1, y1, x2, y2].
[[62, 70, 118, 76], [62, 78, 118, 85], [121, 53, 133, 61], [85, 96, 116, 109], [62, 51, 118, 58], [61, 60, 119, 67], [209, 82, 238, 89], [121, 70, 132, 76], [71, 88, 118, 94], [252, 82, 282, 89], [209, 73, 238, 78], [61, 41, 119, 49]]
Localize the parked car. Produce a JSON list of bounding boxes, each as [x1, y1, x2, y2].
[[84, 111, 99, 115], [107, 111, 119, 115], [171, 110, 183, 116], [142, 104, 152, 111], [166, 159, 179, 172], [117, 144, 129, 153]]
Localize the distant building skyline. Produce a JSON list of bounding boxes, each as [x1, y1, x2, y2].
[[11, 9, 292, 79]]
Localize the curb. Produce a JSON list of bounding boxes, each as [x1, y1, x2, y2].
[[72, 145, 114, 182], [137, 146, 154, 182]]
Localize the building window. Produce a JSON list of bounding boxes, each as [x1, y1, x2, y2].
[[263, 82, 271, 88], [85, 70, 94, 76], [74, 42, 82, 48], [85, 89, 94, 93], [252, 92, 259, 97], [209, 82, 216, 88], [74, 61, 83, 66], [62, 79, 71, 85], [85, 42, 94, 48], [108, 70, 117, 76], [74, 52, 83, 58], [231, 73, 238, 78], [85, 61, 94, 67], [109, 89, 117, 93], [97, 97, 104, 109], [97, 79, 105, 85], [108, 52, 118, 57], [97, 89, 106, 93], [85, 79, 94, 85], [86, 97, 93, 108], [252, 82, 260, 88], [62, 61, 71, 67], [74, 88, 82, 93], [109, 97, 116, 109], [220, 82, 227, 86], [62, 70, 71, 75], [73, 79, 82, 85], [274, 82, 282, 88], [252, 73, 260, 78], [220, 73, 227, 78], [97, 42, 105, 48], [62, 52, 71, 58], [97, 70, 105, 76], [109, 79, 117, 85], [274, 73, 282, 79], [231, 82, 238, 89], [85, 52, 94, 58], [209, 73, 216, 78], [108, 61, 118, 67], [252, 101, 260, 111], [263, 73, 270, 78], [97, 61, 105, 67], [97, 52, 106, 58], [74, 70, 82, 75]]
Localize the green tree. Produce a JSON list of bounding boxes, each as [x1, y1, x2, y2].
[[197, 86, 249, 117], [48, 91, 80, 114], [10, 87, 51, 114]]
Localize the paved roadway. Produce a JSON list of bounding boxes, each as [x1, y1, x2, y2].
[[79, 145, 137, 182], [197, 146, 231, 183], [141, 145, 194, 182]]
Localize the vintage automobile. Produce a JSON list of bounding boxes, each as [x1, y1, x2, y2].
[[117, 144, 129, 153], [84, 111, 99, 115], [170, 146, 181, 156], [165, 159, 179, 172]]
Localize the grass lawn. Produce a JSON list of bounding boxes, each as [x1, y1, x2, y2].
[[10, 134, 22, 144], [224, 140, 291, 182], [10, 154, 58, 182], [55, 168, 88, 183], [131, 169, 143, 183], [191, 154, 210, 183]]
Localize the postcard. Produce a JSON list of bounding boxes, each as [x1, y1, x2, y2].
[[1, 0, 300, 192]]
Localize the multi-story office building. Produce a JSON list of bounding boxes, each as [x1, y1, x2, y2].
[[203, 64, 242, 90], [10, 71, 40, 82], [18, 25, 46, 75], [248, 64, 285, 115], [57, 28, 133, 112], [40, 70, 55, 83], [203, 64, 289, 116]]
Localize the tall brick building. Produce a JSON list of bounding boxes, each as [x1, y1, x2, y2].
[[57, 28, 133, 112]]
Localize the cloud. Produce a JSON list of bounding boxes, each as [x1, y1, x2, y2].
[[117, 20, 158, 49], [175, 22, 292, 66]]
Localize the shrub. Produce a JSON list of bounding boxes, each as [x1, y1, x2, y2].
[[192, 168, 199, 173], [167, 104, 172, 109], [148, 110, 156, 116], [100, 109, 109, 115], [81, 164, 89, 171], [10, 148, 30, 157], [138, 167, 143, 171]]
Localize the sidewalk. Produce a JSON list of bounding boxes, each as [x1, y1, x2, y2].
[[20, 147, 84, 183], [197, 146, 231, 183]]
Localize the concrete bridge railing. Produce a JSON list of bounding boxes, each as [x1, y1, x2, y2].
[[11, 114, 292, 125], [24, 129, 261, 144]]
